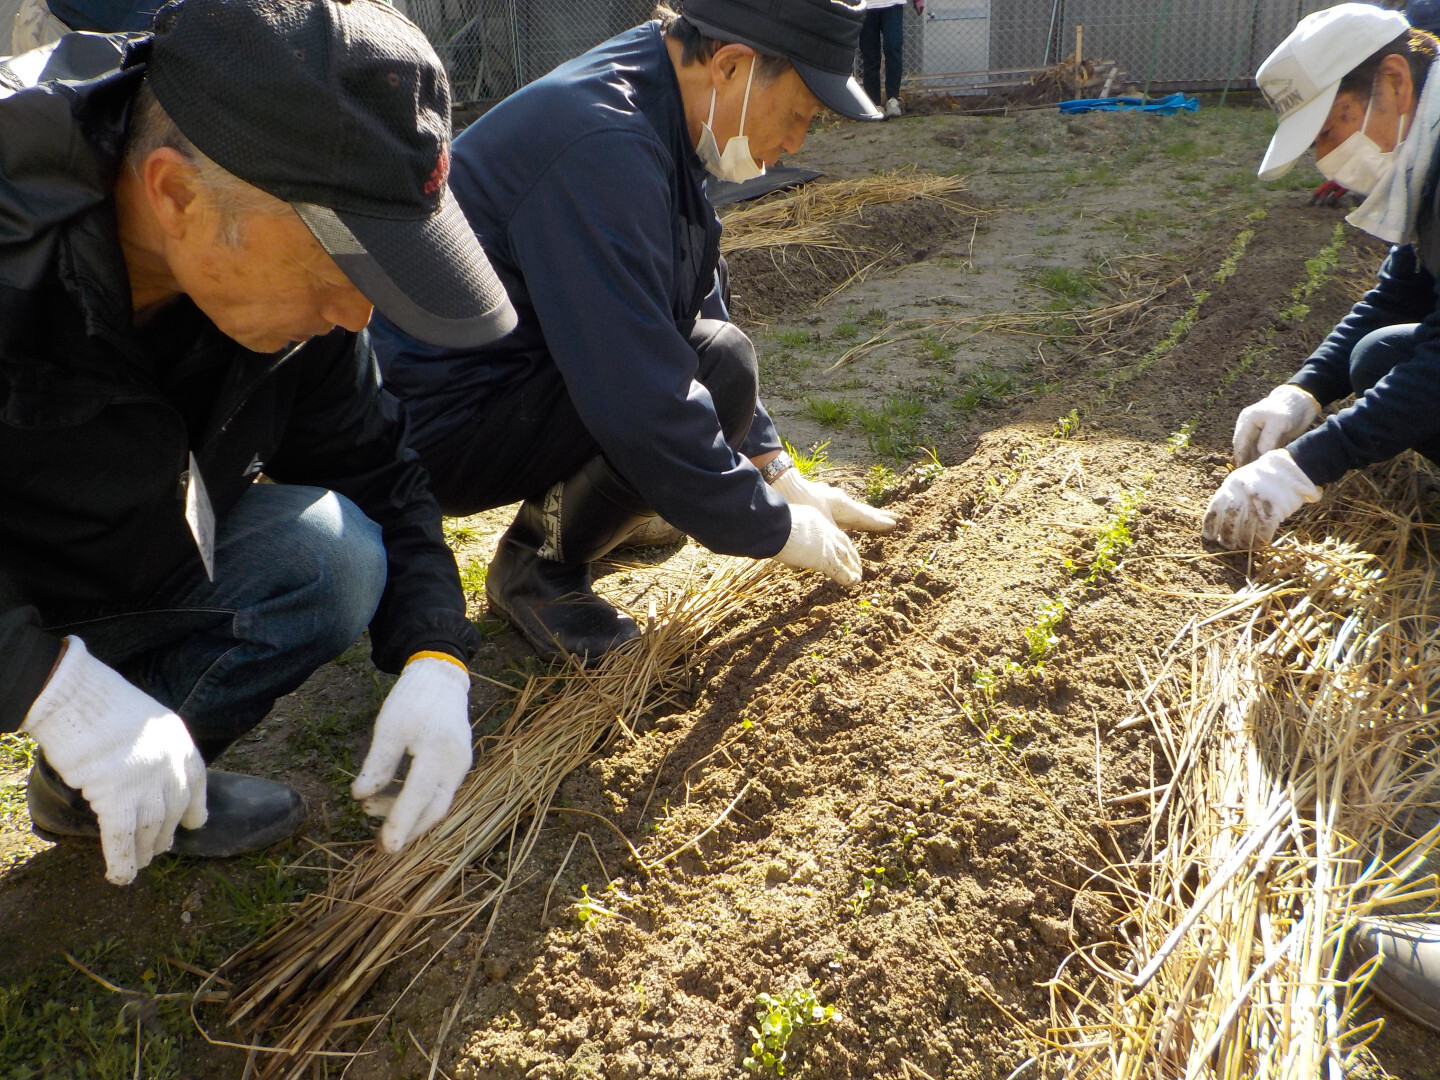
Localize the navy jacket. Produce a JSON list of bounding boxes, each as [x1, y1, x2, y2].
[[0, 34, 478, 733], [1288, 150, 1440, 483], [371, 23, 791, 559]]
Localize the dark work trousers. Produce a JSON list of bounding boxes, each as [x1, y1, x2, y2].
[[860, 6, 905, 104], [1345, 322, 1440, 464], [419, 319, 761, 516], [40, 484, 387, 762]]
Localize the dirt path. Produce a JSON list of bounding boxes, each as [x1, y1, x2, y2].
[[3, 102, 1435, 1079]]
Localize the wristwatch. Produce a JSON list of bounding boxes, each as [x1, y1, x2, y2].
[[760, 452, 794, 483]]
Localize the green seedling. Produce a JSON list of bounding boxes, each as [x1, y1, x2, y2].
[[1066, 489, 1144, 584], [832, 320, 861, 341], [743, 983, 839, 1076], [914, 447, 945, 486], [800, 396, 853, 429], [972, 666, 999, 701], [1280, 222, 1345, 322], [1166, 422, 1196, 454], [1212, 209, 1266, 286], [783, 439, 830, 479], [1053, 409, 1081, 439], [1023, 597, 1069, 664], [851, 867, 885, 917], [865, 464, 899, 505]]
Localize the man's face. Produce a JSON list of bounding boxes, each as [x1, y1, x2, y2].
[[711, 57, 823, 169], [166, 201, 374, 353]]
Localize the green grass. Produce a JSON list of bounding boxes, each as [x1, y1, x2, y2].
[[865, 464, 899, 505], [831, 320, 861, 342], [1030, 266, 1095, 305], [857, 396, 926, 461], [772, 328, 815, 349], [0, 940, 192, 1079], [458, 558, 489, 601], [917, 334, 955, 364], [953, 368, 1017, 412], [783, 439, 830, 479], [800, 396, 853, 429]]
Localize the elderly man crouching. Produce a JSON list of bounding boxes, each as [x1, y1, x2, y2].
[[0, 0, 516, 885]]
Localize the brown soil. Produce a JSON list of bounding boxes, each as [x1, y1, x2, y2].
[[4, 105, 1436, 1080]]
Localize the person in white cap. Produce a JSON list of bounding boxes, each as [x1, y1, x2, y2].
[[1203, 2, 1440, 550], [1205, 4, 1440, 1031]]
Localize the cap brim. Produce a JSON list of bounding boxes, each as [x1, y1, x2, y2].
[[294, 190, 518, 350], [791, 59, 881, 120], [1257, 81, 1339, 181]]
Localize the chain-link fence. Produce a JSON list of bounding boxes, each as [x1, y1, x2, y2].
[[408, 0, 1341, 106]]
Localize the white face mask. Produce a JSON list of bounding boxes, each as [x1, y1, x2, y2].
[[1317, 89, 1409, 195], [697, 57, 765, 183]]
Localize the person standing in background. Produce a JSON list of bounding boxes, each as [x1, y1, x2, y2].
[[860, 0, 921, 119]]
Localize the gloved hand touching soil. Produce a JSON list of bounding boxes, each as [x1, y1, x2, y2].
[[352, 654, 473, 853], [772, 467, 897, 533], [774, 503, 863, 585], [1202, 449, 1323, 549], [1232, 384, 1321, 467], [21, 636, 208, 886]]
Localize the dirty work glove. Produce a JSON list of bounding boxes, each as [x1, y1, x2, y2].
[[20, 637, 207, 886], [1233, 384, 1322, 467], [774, 503, 863, 585], [352, 654, 472, 854], [772, 467, 897, 533], [1202, 449, 1323, 549]]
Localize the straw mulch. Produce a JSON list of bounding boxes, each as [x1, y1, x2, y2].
[[718, 171, 986, 317], [207, 558, 777, 1080], [1047, 457, 1440, 1078], [718, 170, 980, 257]]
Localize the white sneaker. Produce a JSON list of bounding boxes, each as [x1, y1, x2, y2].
[[885, 97, 902, 119]]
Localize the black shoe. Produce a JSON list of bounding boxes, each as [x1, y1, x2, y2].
[[27, 755, 307, 860], [487, 456, 651, 663]]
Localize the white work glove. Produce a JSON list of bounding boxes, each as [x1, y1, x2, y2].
[[774, 503, 863, 585], [1233, 384, 1321, 467], [352, 654, 473, 854], [1202, 449, 1323, 549], [772, 467, 898, 533], [21, 637, 207, 886]]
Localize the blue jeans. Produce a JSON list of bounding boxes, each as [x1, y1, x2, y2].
[[860, 6, 905, 103], [41, 484, 387, 762], [1348, 323, 1440, 465]]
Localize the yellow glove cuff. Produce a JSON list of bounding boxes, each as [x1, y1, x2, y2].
[[406, 650, 469, 675]]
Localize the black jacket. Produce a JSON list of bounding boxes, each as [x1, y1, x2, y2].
[[370, 23, 792, 560], [0, 33, 478, 733]]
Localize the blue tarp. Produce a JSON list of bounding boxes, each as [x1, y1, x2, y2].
[[1058, 93, 1200, 115]]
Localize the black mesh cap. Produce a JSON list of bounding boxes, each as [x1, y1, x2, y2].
[[682, 0, 880, 120], [148, 0, 516, 348]]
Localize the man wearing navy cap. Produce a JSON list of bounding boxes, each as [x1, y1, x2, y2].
[[0, 0, 516, 885], [373, 0, 898, 664]]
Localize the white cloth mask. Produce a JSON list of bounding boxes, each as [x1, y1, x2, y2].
[[1317, 89, 1409, 195], [697, 57, 765, 183]]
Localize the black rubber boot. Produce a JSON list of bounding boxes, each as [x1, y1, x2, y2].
[[487, 455, 653, 663], [27, 754, 307, 859]]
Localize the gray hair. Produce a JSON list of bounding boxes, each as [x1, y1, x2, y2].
[[652, 4, 792, 85], [123, 82, 289, 249]]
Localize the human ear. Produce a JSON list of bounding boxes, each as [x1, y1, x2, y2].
[[139, 147, 203, 240], [1377, 53, 1415, 114], [708, 42, 754, 91]]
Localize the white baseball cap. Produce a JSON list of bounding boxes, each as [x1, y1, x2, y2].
[[1256, 2, 1410, 180]]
